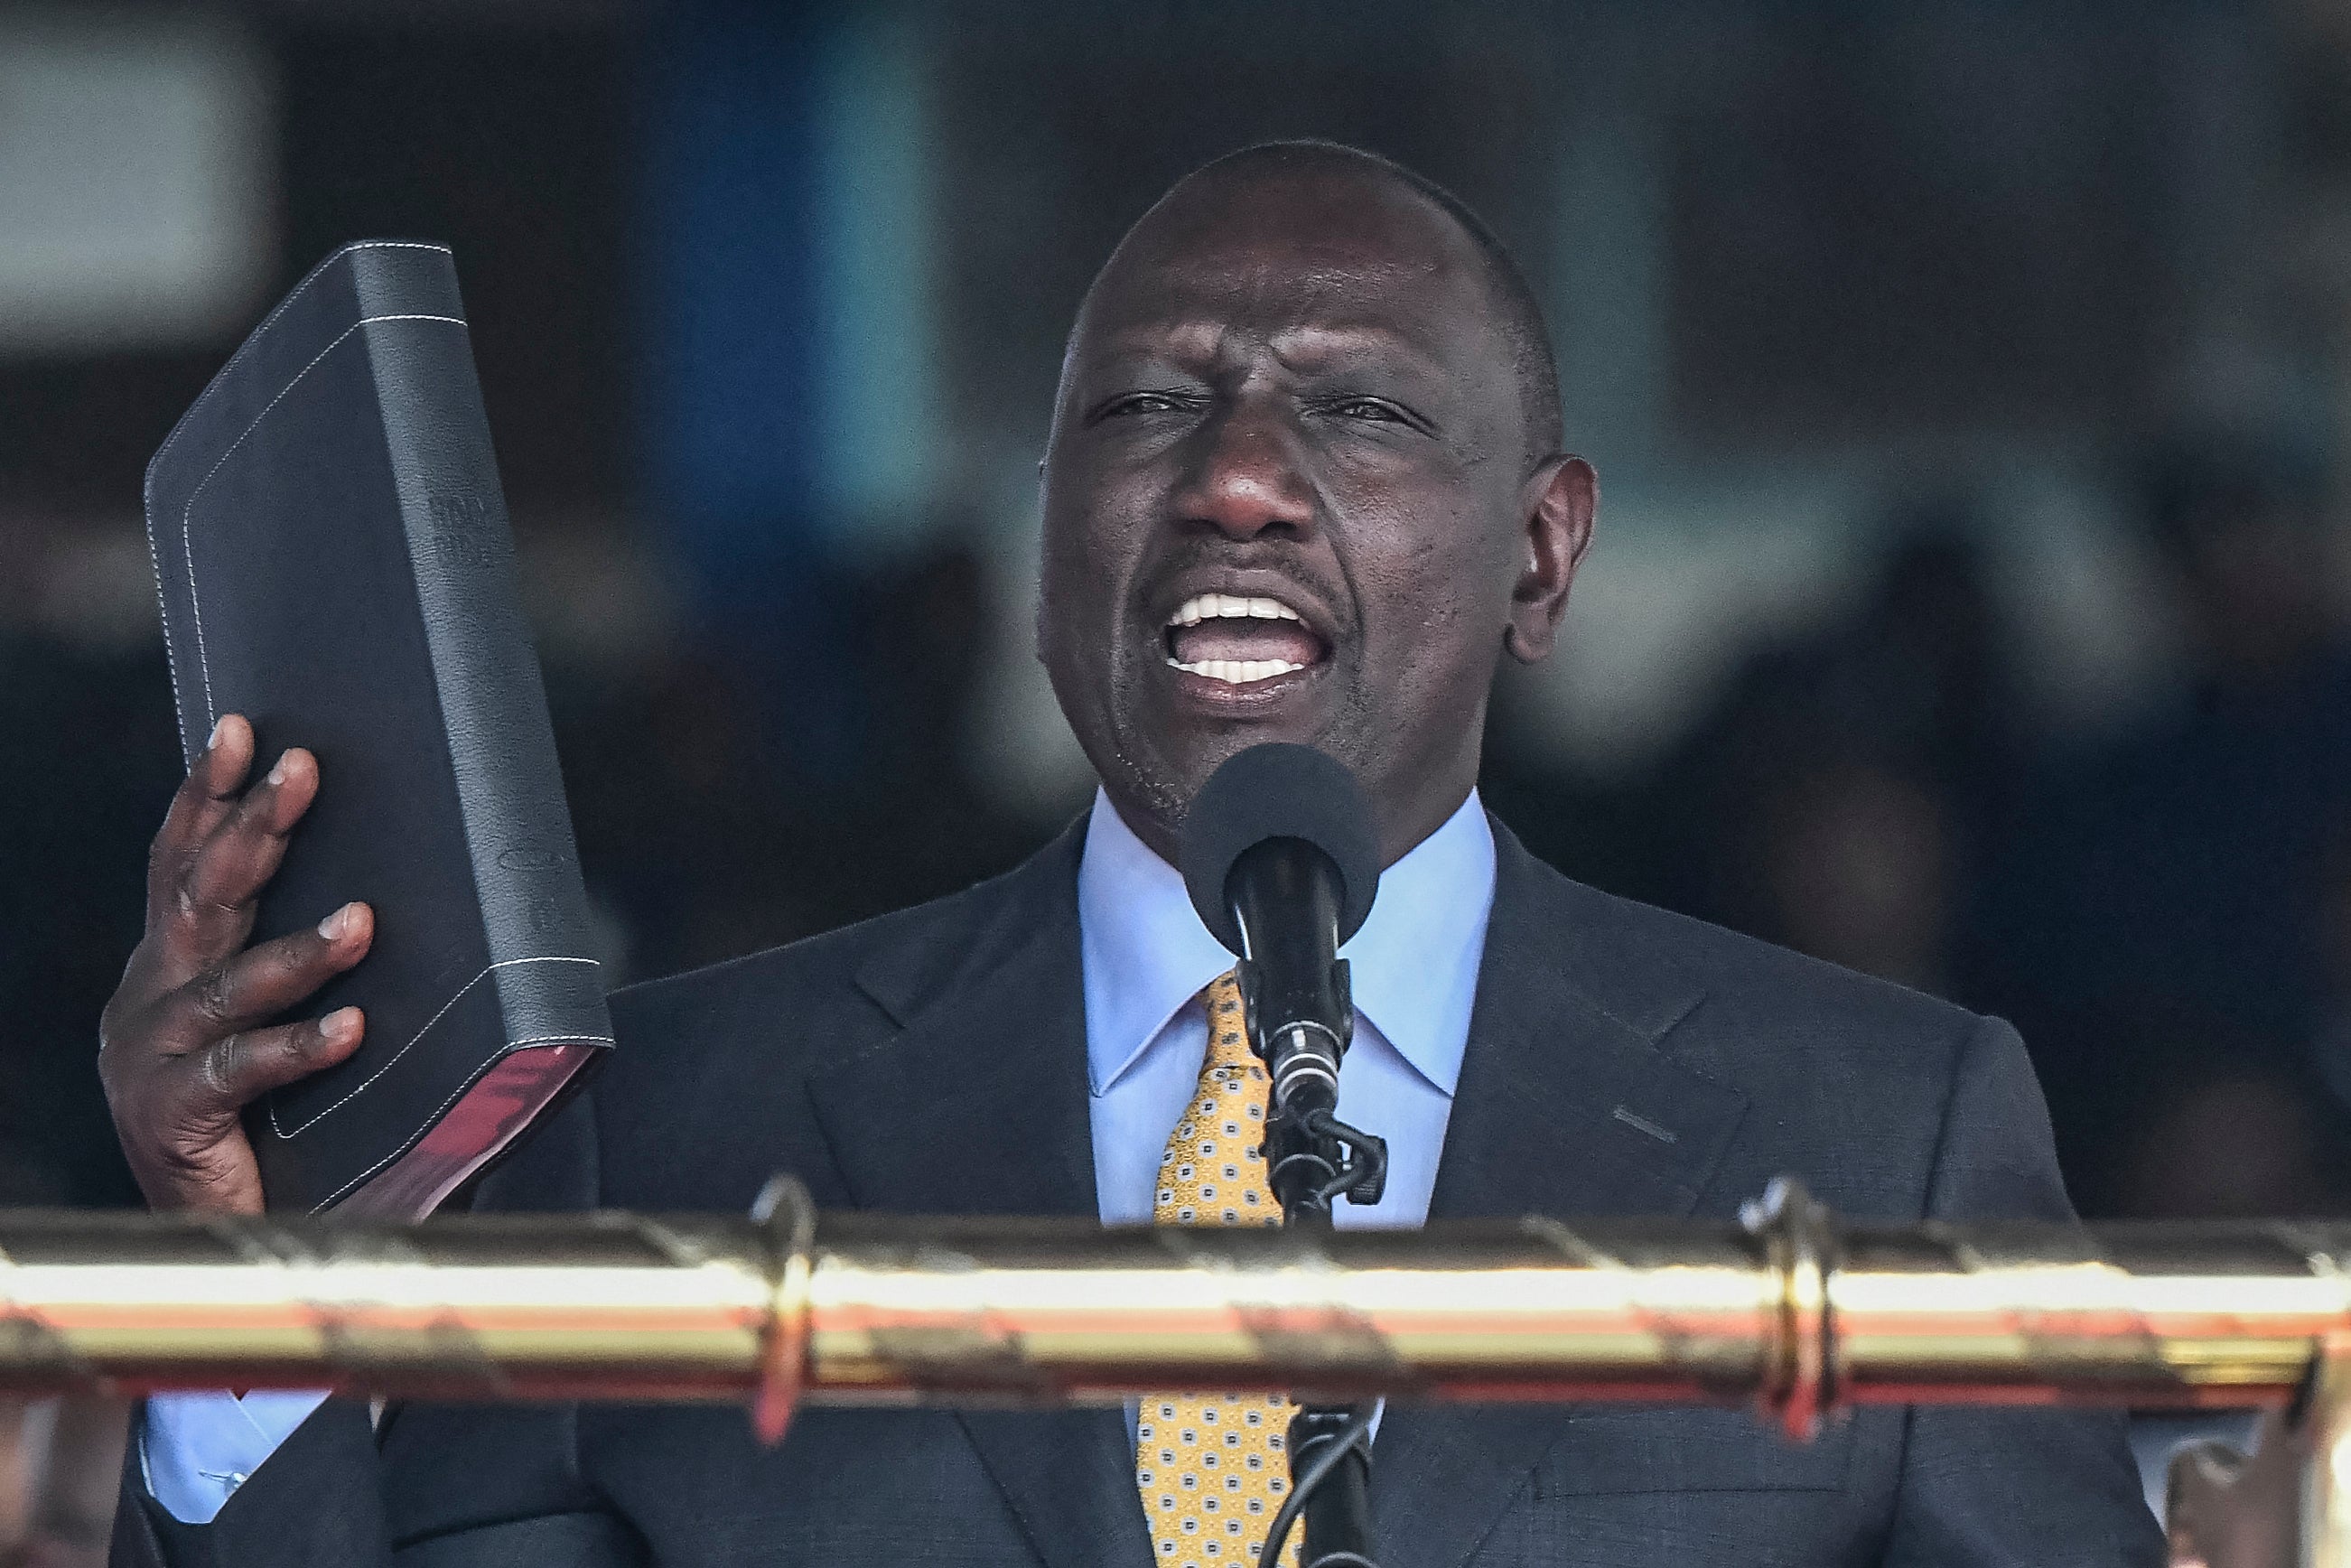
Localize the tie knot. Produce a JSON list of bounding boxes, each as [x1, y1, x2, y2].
[[1201, 970, 1256, 1074]]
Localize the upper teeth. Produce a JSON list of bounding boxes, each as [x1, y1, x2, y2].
[[1168, 593, 1301, 627]]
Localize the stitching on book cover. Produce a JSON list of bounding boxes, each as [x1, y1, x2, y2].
[[176, 312, 469, 728], [150, 243, 453, 499], [142, 479, 192, 759], [268, 955, 602, 1139], [307, 1028, 616, 1214], [149, 243, 455, 755]]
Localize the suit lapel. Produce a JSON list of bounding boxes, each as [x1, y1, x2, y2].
[[1424, 830, 1742, 1225], [807, 840, 1098, 1224], [1369, 824, 1749, 1568], [804, 822, 1152, 1568], [801, 818, 1756, 1568]]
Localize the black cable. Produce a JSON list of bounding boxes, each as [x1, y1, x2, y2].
[[1255, 1402, 1376, 1568], [1261, 1110, 1382, 1568]]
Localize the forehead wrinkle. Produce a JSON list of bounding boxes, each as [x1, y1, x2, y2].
[[1169, 239, 1451, 292], [1084, 199, 1467, 327], [1143, 241, 1460, 324], [1082, 314, 1455, 386], [1081, 257, 1484, 385], [1263, 321, 1451, 384]]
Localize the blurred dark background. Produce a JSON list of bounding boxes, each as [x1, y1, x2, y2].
[[3, 0, 2349, 1547]]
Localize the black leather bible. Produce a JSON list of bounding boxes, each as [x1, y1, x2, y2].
[[144, 240, 611, 1218]]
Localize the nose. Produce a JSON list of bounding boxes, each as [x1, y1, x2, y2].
[[1171, 402, 1316, 542]]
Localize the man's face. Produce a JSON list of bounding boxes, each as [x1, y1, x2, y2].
[[1038, 161, 1592, 862]]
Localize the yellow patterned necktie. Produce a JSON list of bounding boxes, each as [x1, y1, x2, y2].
[[1137, 970, 1298, 1568]]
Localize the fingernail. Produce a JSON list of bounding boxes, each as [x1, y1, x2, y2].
[[207, 715, 228, 751], [318, 904, 352, 940], [321, 1007, 361, 1043], [266, 752, 290, 789]]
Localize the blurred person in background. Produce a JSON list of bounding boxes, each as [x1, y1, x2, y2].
[[1746, 754, 1955, 994], [1982, 441, 2351, 1217], [546, 531, 1037, 983], [0, 1396, 131, 1568], [1651, 511, 2020, 995]]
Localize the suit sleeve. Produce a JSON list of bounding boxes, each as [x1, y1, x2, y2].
[[108, 1095, 645, 1568], [1879, 1015, 2166, 1568]]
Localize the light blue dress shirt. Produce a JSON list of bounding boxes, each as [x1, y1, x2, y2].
[[1079, 787, 1493, 1230], [145, 787, 1498, 1524]]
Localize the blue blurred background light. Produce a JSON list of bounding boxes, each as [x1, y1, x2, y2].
[[638, 0, 947, 785]]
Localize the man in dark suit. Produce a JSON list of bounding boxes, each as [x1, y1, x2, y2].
[[100, 142, 2164, 1566]]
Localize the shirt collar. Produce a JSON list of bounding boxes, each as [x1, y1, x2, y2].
[[1078, 786, 1496, 1099]]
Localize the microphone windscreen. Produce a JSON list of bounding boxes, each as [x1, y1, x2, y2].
[[1179, 742, 1380, 953]]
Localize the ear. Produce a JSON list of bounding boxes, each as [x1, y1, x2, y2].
[[1503, 455, 1597, 664]]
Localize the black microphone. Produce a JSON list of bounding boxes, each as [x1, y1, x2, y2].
[[1180, 743, 1387, 1568], [1179, 742, 1382, 1209]]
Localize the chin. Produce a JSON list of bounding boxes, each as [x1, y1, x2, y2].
[[1127, 708, 1356, 814]]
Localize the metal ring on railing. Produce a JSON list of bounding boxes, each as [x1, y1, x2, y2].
[[1745, 1176, 1836, 1439], [751, 1174, 816, 1442]]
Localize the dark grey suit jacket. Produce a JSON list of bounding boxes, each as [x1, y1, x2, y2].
[[114, 818, 2164, 1568]]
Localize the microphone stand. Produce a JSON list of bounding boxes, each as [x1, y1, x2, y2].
[[1234, 947, 1386, 1568]]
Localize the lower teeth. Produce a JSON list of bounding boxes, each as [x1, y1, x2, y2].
[[1166, 657, 1307, 686]]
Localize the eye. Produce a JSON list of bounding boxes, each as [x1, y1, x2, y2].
[[1087, 389, 1205, 424], [1311, 394, 1427, 432]]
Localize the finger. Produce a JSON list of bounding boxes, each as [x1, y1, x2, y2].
[[182, 1009, 367, 1117], [183, 744, 318, 902], [147, 714, 255, 907], [161, 748, 322, 966], [154, 901, 373, 1050]]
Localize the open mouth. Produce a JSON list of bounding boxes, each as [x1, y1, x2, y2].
[[1162, 593, 1329, 686]]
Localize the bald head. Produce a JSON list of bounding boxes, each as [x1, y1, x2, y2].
[[1073, 140, 1564, 469]]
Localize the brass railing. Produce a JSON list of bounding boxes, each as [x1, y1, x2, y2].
[[0, 1179, 2328, 1564]]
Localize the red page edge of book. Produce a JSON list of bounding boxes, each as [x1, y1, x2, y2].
[[330, 1041, 600, 1221]]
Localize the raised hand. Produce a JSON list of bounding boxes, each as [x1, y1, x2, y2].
[[98, 714, 373, 1214]]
